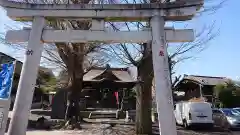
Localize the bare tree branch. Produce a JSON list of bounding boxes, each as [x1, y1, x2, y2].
[[0, 0, 226, 132]]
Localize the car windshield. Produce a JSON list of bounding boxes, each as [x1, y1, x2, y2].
[[234, 108, 240, 113], [222, 109, 240, 116]]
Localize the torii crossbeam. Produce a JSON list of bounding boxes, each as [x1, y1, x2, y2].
[[0, 0, 203, 135]]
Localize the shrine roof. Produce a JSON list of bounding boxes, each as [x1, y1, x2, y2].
[[83, 66, 135, 82]]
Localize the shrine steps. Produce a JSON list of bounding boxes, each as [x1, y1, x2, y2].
[[87, 109, 117, 119]]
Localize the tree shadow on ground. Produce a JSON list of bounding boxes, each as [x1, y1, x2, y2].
[[90, 121, 161, 135], [5, 118, 38, 132], [5, 117, 52, 133]]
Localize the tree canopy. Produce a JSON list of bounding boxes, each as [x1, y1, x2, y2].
[[214, 82, 240, 108]]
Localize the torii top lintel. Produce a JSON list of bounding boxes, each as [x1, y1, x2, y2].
[[0, 0, 203, 21]]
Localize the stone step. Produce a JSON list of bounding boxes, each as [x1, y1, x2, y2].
[[88, 111, 117, 119]]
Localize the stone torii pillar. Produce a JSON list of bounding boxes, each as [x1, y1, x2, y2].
[[151, 14, 176, 135], [8, 17, 46, 135], [0, 1, 203, 135]]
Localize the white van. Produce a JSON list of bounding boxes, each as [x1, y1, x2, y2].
[[174, 101, 214, 128]]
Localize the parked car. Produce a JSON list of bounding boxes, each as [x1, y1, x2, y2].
[[233, 108, 240, 114], [174, 101, 213, 129], [212, 108, 240, 129]]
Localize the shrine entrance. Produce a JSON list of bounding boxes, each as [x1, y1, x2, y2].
[[84, 88, 122, 109], [0, 1, 203, 135], [82, 66, 136, 109], [83, 88, 130, 109]]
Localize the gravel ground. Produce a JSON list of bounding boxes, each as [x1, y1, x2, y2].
[[18, 125, 240, 135], [176, 127, 240, 135], [4, 124, 240, 135], [21, 129, 240, 135], [7, 111, 240, 135]]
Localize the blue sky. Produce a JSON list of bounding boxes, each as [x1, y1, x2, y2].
[[172, 0, 240, 80], [0, 0, 240, 79]]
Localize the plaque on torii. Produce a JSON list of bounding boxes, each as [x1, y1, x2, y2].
[[0, 1, 203, 135]]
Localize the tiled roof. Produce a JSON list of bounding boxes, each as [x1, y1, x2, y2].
[[83, 67, 135, 82], [183, 75, 230, 85], [83, 69, 105, 81], [112, 70, 134, 82]]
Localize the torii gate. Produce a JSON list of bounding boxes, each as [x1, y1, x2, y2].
[[0, 0, 203, 135]]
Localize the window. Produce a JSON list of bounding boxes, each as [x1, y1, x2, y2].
[[212, 109, 222, 114], [222, 109, 240, 116]]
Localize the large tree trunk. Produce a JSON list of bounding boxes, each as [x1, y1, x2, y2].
[[65, 76, 83, 128], [56, 43, 85, 128], [136, 53, 154, 134], [52, 2, 91, 127]]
